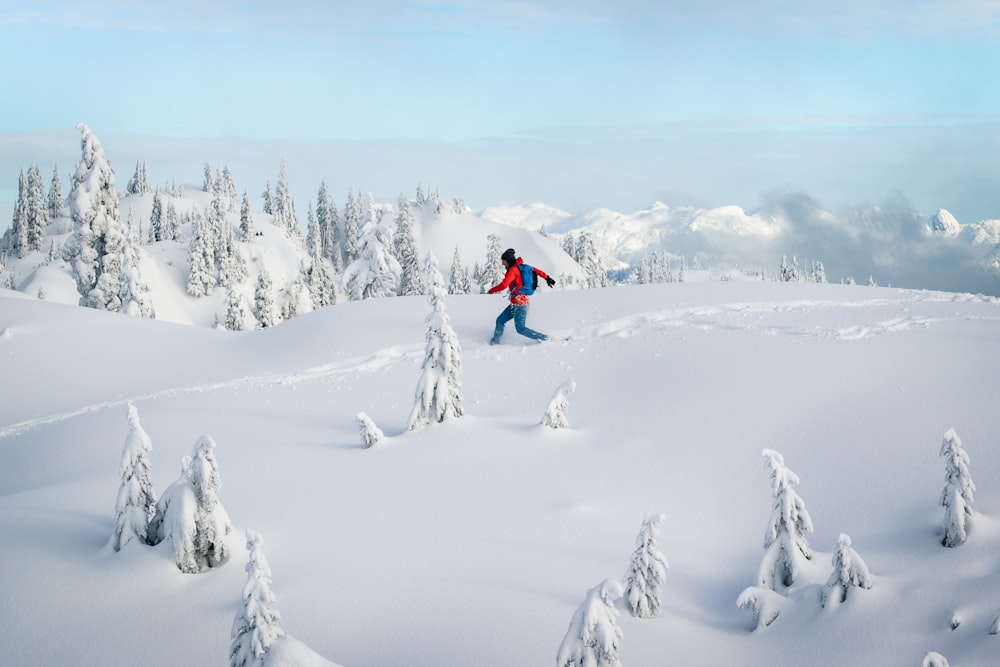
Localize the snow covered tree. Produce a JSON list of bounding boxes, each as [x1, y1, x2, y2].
[[6, 169, 30, 258], [342, 188, 363, 264], [306, 202, 322, 259], [261, 179, 273, 215], [148, 435, 233, 573], [448, 246, 472, 295], [407, 253, 463, 430], [253, 269, 279, 329], [542, 380, 576, 429], [480, 234, 504, 289], [780, 255, 801, 282], [187, 211, 217, 297], [356, 411, 383, 449], [316, 180, 340, 263], [64, 123, 127, 311], [164, 200, 179, 242], [393, 195, 424, 296], [811, 260, 827, 283], [239, 190, 255, 242], [126, 160, 149, 196], [556, 579, 624, 667], [271, 161, 298, 233], [223, 288, 249, 331], [991, 610, 1000, 635], [24, 164, 48, 254], [821, 533, 872, 607], [575, 233, 610, 288], [111, 403, 156, 551], [220, 166, 238, 212], [47, 164, 64, 219], [939, 428, 975, 548], [119, 229, 154, 318], [230, 529, 285, 667], [623, 513, 669, 619], [149, 191, 165, 242], [758, 449, 813, 590], [342, 208, 401, 301]]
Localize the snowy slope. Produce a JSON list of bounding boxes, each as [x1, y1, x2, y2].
[[3, 185, 586, 328], [2, 280, 999, 667]]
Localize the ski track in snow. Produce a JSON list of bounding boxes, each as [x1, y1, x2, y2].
[[0, 345, 424, 440], [2, 291, 996, 440]]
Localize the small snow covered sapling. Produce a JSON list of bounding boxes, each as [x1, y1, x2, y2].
[[556, 579, 624, 667], [542, 380, 576, 429], [821, 533, 872, 607], [939, 428, 975, 548], [990, 610, 1000, 635], [230, 530, 286, 667], [623, 513, 669, 619], [758, 449, 813, 590], [112, 403, 157, 551], [356, 411, 383, 448]]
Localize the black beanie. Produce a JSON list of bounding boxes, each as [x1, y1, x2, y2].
[[501, 248, 516, 264]]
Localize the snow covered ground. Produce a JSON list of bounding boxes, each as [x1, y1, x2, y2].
[[2, 278, 999, 666]]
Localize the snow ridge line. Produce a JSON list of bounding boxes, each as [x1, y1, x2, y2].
[[0, 345, 423, 440]]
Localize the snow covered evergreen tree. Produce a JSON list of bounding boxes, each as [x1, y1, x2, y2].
[[164, 200, 179, 242], [780, 255, 801, 282], [64, 123, 128, 311], [119, 228, 154, 318], [623, 513, 669, 619], [149, 191, 165, 242], [821, 533, 872, 607], [126, 161, 149, 196], [316, 180, 340, 264], [261, 179, 273, 215], [393, 195, 424, 296], [253, 269, 279, 329], [25, 164, 48, 254], [342, 188, 363, 264], [187, 211, 218, 297], [356, 411, 383, 448], [112, 403, 156, 551], [480, 234, 504, 289], [148, 435, 233, 573], [541, 380, 576, 429], [239, 190, 255, 242], [272, 161, 298, 233], [939, 428, 975, 547], [306, 202, 322, 261], [223, 288, 249, 331], [47, 164, 64, 219], [407, 253, 463, 430], [556, 579, 624, 667], [342, 207, 401, 301], [758, 448, 813, 590], [7, 169, 30, 258], [448, 246, 471, 295], [576, 233, 610, 288], [230, 529, 285, 667]]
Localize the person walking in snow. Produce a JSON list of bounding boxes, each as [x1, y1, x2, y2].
[[488, 247, 555, 344]]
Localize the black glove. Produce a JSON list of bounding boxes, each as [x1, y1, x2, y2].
[[545, 276, 556, 287]]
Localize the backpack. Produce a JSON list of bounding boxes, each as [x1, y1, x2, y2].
[[517, 263, 538, 296]]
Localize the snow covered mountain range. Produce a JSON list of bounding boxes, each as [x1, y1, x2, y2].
[[483, 199, 1000, 296]]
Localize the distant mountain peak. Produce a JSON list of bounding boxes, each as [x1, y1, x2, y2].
[[931, 208, 962, 237]]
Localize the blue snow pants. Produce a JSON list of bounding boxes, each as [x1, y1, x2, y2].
[[490, 304, 548, 344]]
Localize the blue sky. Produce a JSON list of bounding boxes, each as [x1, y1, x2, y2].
[[2, 0, 1000, 227]]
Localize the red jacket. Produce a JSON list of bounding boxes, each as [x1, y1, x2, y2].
[[488, 257, 550, 306]]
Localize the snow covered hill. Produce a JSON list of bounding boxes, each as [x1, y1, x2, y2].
[[2, 279, 999, 667]]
